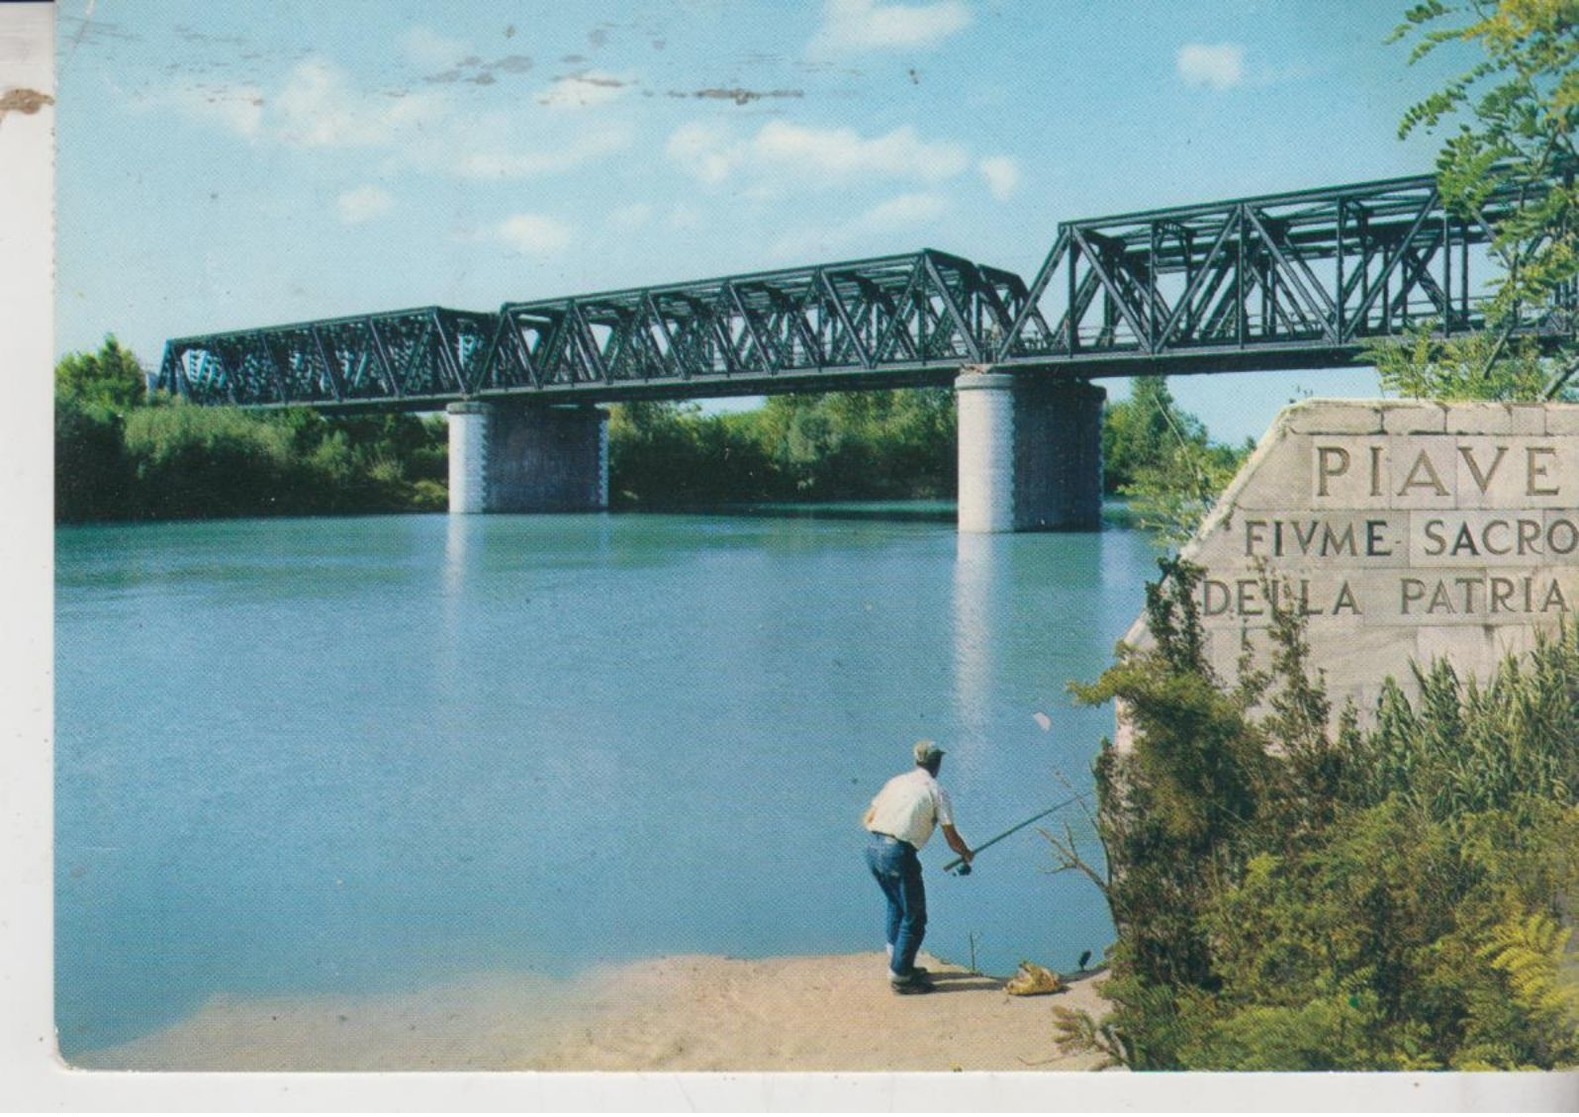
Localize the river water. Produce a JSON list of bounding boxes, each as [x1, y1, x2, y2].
[[54, 509, 1160, 1058]]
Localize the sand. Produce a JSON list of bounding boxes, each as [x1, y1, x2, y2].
[[67, 953, 1115, 1073]]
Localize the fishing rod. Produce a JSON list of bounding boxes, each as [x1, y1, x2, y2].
[[944, 792, 1088, 876]]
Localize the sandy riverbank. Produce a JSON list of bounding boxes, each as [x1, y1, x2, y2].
[[68, 952, 1114, 1073]]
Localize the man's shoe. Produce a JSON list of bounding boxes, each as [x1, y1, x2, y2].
[[891, 976, 936, 995]]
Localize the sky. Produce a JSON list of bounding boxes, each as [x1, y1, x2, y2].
[[54, 0, 1473, 444]]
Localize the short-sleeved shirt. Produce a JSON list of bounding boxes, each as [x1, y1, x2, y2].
[[864, 767, 954, 850]]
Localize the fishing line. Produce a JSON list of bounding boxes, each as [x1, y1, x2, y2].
[[943, 791, 1089, 875]]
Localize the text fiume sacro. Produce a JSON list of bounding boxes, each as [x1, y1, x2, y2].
[[1240, 517, 1579, 560]]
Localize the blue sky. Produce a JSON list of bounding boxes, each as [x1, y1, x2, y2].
[[55, 0, 1469, 443]]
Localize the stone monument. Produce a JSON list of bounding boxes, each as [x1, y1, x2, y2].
[[1127, 399, 1579, 720]]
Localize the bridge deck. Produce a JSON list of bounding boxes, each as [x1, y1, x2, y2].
[[156, 171, 1573, 411]]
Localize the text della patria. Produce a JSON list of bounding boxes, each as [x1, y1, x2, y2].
[[1197, 438, 1578, 623]]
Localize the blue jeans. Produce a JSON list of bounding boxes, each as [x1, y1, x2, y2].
[[865, 833, 927, 981]]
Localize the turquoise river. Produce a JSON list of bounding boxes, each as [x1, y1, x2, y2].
[[54, 509, 1160, 1058]]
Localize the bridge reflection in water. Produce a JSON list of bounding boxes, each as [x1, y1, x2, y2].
[[951, 532, 998, 767]]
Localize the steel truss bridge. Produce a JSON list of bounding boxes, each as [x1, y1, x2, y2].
[[156, 170, 1574, 411]]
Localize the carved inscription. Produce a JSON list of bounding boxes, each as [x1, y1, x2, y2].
[[1312, 442, 1567, 501], [1139, 403, 1579, 719], [1197, 434, 1579, 625]]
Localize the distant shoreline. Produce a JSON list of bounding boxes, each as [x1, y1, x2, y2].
[[66, 952, 1114, 1074], [55, 497, 1140, 529]]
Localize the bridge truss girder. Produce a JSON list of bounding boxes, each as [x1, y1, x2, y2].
[[153, 171, 1575, 411], [155, 307, 498, 410], [477, 249, 1028, 401], [995, 172, 1575, 370]]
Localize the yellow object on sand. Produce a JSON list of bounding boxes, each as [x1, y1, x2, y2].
[[1003, 960, 1067, 996]]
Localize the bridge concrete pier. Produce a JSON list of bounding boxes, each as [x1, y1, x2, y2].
[[955, 371, 1104, 533], [447, 401, 609, 515]]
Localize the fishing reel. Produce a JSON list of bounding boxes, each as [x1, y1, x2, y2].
[[952, 861, 972, 876]]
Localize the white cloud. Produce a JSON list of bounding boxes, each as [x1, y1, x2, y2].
[[609, 202, 655, 229], [756, 121, 966, 179], [862, 191, 947, 228], [496, 213, 573, 256], [151, 56, 631, 182], [401, 26, 469, 71], [666, 121, 739, 184], [271, 58, 448, 148], [336, 185, 395, 224], [667, 120, 969, 187], [769, 190, 949, 260], [666, 204, 704, 232], [811, 0, 971, 53], [1176, 42, 1245, 91], [157, 83, 266, 139], [978, 155, 1019, 200], [449, 124, 632, 180], [537, 70, 634, 109]]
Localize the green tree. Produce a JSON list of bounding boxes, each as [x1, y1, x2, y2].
[[55, 334, 147, 411], [1103, 377, 1251, 543], [1370, 326, 1555, 399], [1064, 560, 1275, 1066], [55, 336, 146, 521], [608, 389, 956, 508], [55, 395, 132, 522], [55, 335, 454, 521], [1103, 377, 1200, 491], [1374, 0, 1579, 398], [1056, 565, 1579, 1071], [750, 389, 955, 500]]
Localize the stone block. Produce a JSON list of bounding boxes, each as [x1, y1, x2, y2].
[[1311, 565, 1410, 620], [1280, 399, 1384, 435], [1307, 623, 1417, 692], [1444, 438, 1575, 511], [1543, 405, 1579, 436], [1506, 404, 1549, 436], [1372, 436, 1463, 509], [1378, 400, 1448, 435], [956, 373, 1014, 533], [1211, 515, 1405, 573], [1230, 434, 1327, 510], [1442, 403, 1513, 436], [1011, 379, 1103, 530], [1413, 625, 1523, 677], [447, 401, 493, 515], [1408, 512, 1515, 569], [488, 404, 607, 513]]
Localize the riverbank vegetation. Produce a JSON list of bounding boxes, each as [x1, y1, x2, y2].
[[1101, 376, 1250, 543], [608, 376, 1245, 518], [1053, 560, 1579, 1071], [1057, 0, 1579, 1070], [58, 336, 1241, 528], [55, 337, 448, 522], [607, 388, 957, 506]]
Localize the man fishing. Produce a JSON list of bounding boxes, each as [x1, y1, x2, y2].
[[861, 739, 973, 995]]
